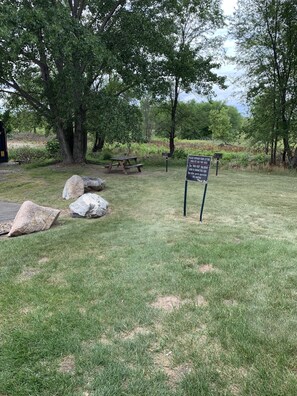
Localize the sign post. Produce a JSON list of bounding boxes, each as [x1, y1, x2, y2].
[[183, 155, 211, 222], [213, 153, 223, 176], [162, 152, 171, 172]]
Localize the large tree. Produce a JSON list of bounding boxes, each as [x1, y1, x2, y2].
[[231, 0, 297, 166], [0, 0, 173, 163], [155, 0, 225, 155]]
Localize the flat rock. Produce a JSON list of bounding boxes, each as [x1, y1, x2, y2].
[[69, 193, 109, 218], [8, 201, 60, 237]]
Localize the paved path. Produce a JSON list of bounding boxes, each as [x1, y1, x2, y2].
[[0, 201, 21, 222]]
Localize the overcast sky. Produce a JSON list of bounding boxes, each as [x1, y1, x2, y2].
[[181, 0, 247, 114]]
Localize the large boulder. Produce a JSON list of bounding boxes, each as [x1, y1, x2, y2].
[[8, 201, 60, 237], [69, 193, 109, 218], [62, 175, 84, 200], [82, 176, 105, 192]]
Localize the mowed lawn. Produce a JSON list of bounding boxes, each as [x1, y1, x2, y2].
[[1, 163, 297, 396]]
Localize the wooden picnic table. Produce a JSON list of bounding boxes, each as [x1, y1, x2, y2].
[[107, 155, 143, 174]]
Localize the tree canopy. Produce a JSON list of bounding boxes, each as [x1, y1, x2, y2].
[[0, 0, 175, 162], [231, 0, 297, 166], [0, 0, 227, 161]]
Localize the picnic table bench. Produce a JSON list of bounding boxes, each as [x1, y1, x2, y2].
[[106, 156, 143, 174]]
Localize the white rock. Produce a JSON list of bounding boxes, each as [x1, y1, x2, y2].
[[8, 201, 60, 237], [62, 175, 84, 200], [69, 193, 109, 218]]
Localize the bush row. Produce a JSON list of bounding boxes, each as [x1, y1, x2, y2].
[[8, 140, 270, 169]]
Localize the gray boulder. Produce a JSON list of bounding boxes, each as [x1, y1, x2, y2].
[[82, 176, 105, 192], [62, 175, 84, 200], [8, 201, 60, 237], [69, 193, 109, 218]]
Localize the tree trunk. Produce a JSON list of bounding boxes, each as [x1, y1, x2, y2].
[[169, 80, 179, 156], [56, 124, 74, 164], [73, 106, 87, 163], [92, 133, 105, 152], [291, 148, 297, 168], [270, 137, 278, 165], [55, 109, 87, 164], [283, 136, 292, 165]]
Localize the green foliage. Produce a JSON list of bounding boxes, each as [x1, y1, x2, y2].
[[89, 92, 143, 148], [209, 107, 232, 141], [102, 150, 112, 160], [172, 148, 187, 159], [231, 0, 297, 165], [149, 0, 225, 154], [0, 0, 179, 163], [153, 101, 243, 141], [0, 110, 13, 134], [9, 146, 47, 163], [45, 138, 61, 160]]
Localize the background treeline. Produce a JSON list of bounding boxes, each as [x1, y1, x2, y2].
[[2, 99, 243, 144]]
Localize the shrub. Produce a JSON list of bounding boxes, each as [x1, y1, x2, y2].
[[9, 146, 47, 163], [173, 148, 187, 159], [45, 138, 61, 160], [102, 150, 112, 160]]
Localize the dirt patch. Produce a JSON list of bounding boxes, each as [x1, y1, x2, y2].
[[20, 306, 35, 315], [198, 264, 215, 273], [121, 326, 150, 340], [47, 273, 68, 287], [17, 268, 41, 282], [100, 335, 112, 345], [151, 295, 208, 311], [154, 352, 192, 387], [223, 299, 238, 306], [58, 355, 75, 374], [195, 295, 208, 307], [151, 296, 183, 312], [38, 257, 50, 264], [229, 384, 241, 395]]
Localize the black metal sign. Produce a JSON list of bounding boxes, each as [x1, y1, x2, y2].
[[186, 155, 211, 183], [184, 155, 211, 222]]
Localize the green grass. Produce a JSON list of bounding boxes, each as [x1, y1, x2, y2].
[[1, 164, 297, 395]]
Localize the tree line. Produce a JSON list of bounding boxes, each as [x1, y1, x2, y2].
[[231, 0, 297, 166], [3, 99, 243, 146], [1, 0, 296, 166]]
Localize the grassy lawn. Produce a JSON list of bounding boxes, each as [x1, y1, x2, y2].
[[1, 163, 297, 395]]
